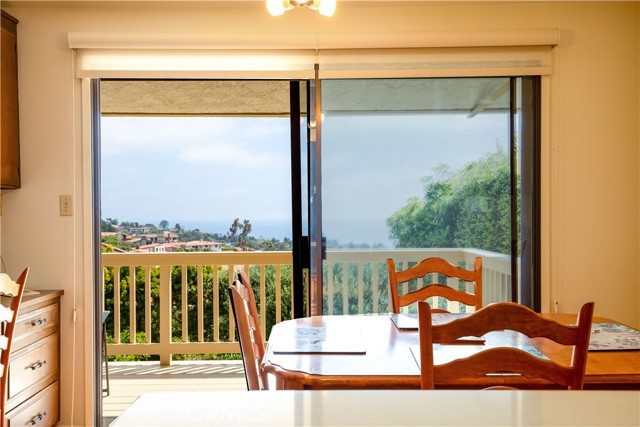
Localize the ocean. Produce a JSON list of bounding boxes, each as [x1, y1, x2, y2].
[[139, 217, 393, 247]]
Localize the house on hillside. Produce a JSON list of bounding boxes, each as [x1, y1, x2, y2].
[[138, 232, 179, 245], [185, 240, 224, 252], [133, 243, 167, 253], [129, 226, 150, 234]]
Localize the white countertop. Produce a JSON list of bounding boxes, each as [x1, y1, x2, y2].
[[110, 389, 640, 426]]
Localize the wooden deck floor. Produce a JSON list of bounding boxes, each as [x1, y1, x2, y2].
[[102, 361, 247, 426]]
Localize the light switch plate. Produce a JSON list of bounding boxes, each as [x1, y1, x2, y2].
[[60, 195, 73, 216]]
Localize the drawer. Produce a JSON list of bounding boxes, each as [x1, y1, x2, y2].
[[13, 303, 59, 349], [8, 333, 59, 400], [6, 381, 59, 427]]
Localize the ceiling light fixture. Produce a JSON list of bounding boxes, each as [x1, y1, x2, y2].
[[266, 0, 337, 17]]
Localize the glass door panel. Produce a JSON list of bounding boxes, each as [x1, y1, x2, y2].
[[318, 77, 520, 315]]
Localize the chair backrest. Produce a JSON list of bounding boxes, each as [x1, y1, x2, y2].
[[418, 300, 595, 390], [387, 257, 482, 314], [1, 268, 29, 408], [228, 271, 268, 390]]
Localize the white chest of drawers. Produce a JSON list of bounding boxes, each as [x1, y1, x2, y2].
[[4, 291, 63, 427]]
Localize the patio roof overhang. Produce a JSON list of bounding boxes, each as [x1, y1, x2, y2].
[[100, 78, 510, 117]]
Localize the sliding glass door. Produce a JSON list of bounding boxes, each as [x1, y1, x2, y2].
[[308, 77, 540, 315]]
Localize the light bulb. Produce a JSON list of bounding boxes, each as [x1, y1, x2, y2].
[[267, 0, 288, 16], [318, 0, 336, 17]]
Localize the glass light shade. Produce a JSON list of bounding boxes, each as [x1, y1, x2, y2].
[[267, 0, 289, 16], [318, 0, 336, 17]]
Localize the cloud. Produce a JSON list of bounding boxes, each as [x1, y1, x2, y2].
[[101, 115, 292, 228], [102, 116, 289, 168], [178, 140, 287, 168]]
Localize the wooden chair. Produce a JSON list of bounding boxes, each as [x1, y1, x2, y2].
[[1, 268, 29, 416], [387, 257, 482, 314], [417, 300, 595, 390], [228, 271, 268, 390]]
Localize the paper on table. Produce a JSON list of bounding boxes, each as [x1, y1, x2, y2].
[[273, 326, 366, 354], [589, 323, 640, 351], [390, 312, 473, 330], [390, 312, 485, 343], [410, 343, 548, 368]]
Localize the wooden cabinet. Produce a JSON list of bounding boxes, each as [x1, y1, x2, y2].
[[4, 291, 63, 427], [1, 10, 21, 189]]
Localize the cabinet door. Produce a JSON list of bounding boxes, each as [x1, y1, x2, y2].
[[1, 11, 21, 189]]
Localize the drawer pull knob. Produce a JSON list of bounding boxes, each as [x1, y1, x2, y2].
[[29, 360, 47, 370], [30, 318, 47, 327], [30, 411, 47, 425]]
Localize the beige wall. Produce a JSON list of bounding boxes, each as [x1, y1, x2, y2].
[[0, 1, 638, 425]]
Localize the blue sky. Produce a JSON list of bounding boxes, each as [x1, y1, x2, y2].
[[101, 113, 507, 245]]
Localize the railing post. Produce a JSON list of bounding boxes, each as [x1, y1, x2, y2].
[[145, 266, 151, 344], [114, 266, 121, 344], [197, 265, 204, 342], [260, 266, 266, 338], [181, 265, 188, 343], [372, 261, 379, 314], [447, 276, 460, 313], [357, 262, 364, 314], [342, 263, 348, 315], [213, 265, 219, 343], [327, 262, 334, 315], [275, 265, 282, 324], [160, 265, 172, 366], [228, 266, 235, 342], [129, 265, 136, 343]]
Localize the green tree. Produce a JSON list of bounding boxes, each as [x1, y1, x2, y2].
[[101, 217, 119, 232], [387, 148, 513, 254], [238, 219, 252, 249], [229, 218, 241, 242], [159, 220, 169, 229], [101, 234, 132, 252]]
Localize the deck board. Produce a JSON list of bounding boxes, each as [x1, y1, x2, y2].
[[102, 360, 247, 424]]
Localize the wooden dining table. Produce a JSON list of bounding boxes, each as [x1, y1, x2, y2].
[[261, 313, 640, 390]]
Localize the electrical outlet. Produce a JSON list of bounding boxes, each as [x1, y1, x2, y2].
[[60, 195, 73, 216]]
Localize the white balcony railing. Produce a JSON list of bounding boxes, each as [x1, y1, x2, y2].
[[102, 249, 511, 365], [323, 248, 512, 315]]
